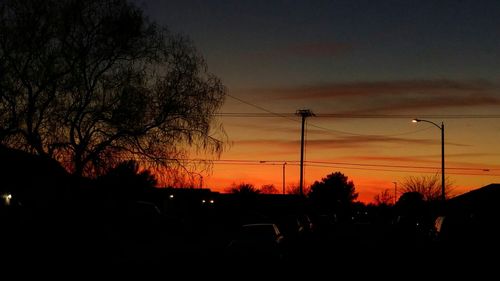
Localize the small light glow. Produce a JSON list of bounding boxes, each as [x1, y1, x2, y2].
[[412, 119, 419, 123], [1, 193, 12, 206], [169, 194, 174, 199], [209, 199, 214, 204], [201, 199, 206, 203]]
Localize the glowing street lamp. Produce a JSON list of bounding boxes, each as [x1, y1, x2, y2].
[[412, 118, 445, 201]]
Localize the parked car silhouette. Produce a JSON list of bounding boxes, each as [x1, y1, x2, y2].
[[113, 200, 186, 264], [225, 223, 284, 261]]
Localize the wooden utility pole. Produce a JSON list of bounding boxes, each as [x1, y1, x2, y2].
[[296, 109, 314, 196]]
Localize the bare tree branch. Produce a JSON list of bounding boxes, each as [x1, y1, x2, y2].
[[0, 0, 226, 181]]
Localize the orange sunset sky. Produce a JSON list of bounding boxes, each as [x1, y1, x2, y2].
[[137, 0, 500, 202]]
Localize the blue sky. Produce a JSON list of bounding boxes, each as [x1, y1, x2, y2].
[[139, 0, 500, 87]]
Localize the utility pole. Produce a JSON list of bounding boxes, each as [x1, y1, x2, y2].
[[296, 109, 314, 196]]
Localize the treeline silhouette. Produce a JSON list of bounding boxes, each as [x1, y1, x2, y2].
[[0, 0, 498, 274], [3, 145, 498, 273]]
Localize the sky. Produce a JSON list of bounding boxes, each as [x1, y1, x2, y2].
[[136, 0, 500, 202]]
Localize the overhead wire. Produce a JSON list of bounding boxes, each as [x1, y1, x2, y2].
[[304, 164, 500, 176], [219, 94, 499, 176], [205, 161, 499, 176], [115, 155, 499, 176], [222, 95, 500, 137], [226, 94, 299, 123], [224, 95, 438, 137], [167, 158, 497, 172], [215, 112, 500, 119]]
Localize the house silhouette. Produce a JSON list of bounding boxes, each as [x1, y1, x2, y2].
[[440, 183, 500, 252]]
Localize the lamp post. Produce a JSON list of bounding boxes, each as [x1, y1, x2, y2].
[[260, 161, 287, 194], [412, 118, 445, 201], [282, 162, 287, 195]]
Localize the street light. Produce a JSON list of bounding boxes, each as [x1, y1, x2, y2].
[[260, 161, 287, 194], [412, 118, 445, 201]]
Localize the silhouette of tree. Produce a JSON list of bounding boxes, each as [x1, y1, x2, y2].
[[400, 174, 454, 201], [374, 189, 394, 206], [394, 191, 433, 242], [396, 191, 424, 207], [0, 0, 225, 178], [226, 183, 260, 212], [97, 160, 157, 198], [286, 183, 309, 195], [308, 172, 358, 212], [260, 184, 278, 194], [227, 183, 260, 195]]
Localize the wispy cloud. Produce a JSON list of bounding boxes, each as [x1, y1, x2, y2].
[[444, 152, 500, 158], [258, 79, 500, 113], [248, 41, 351, 59], [285, 42, 351, 57], [335, 155, 500, 170], [344, 155, 442, 164], [234, 135, 470, 150], [343, 154, 492, 165], [265, 79, 493, 99], [346, 94, 500, 115], [309, 136, 470, 148]]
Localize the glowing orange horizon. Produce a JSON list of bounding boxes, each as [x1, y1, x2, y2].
[[155, 81, 500, 204], [198, 157, 499, 204]]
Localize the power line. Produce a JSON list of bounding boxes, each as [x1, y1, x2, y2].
[[306, 122, 434, 137], [216, 113, 296, 118], [107, 156, 499, 176], [304, 164, 500, 176], [226, 94, 299, 123], [314, 114, 500, 119], [196, 161, 499, 176], [160, 158, 497, 172], [303, 160, 493, 171], [216, 108, 497, 137], [110, 156, 497, 172], [210, 95, 499, 176], [215, 112, 500, 119], [217, 110, 436, 137]]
